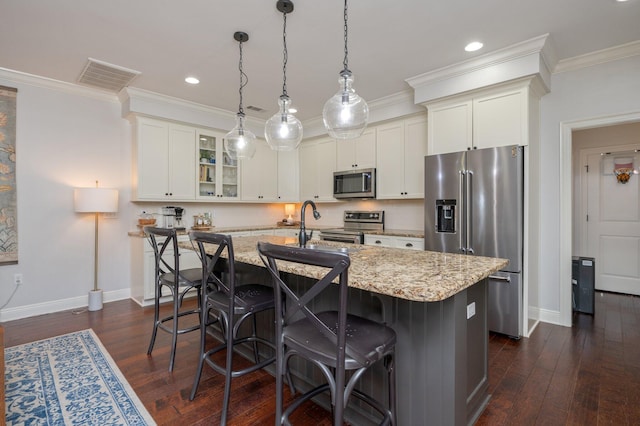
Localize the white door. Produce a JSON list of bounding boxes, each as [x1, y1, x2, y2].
[[583, 148, 640, 295]]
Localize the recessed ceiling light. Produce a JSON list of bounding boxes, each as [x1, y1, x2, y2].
[[465, 41, 484, 52], [185, 76, 200, 84]]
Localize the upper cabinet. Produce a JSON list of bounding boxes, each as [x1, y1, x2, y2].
[[376, 115, 428, 199], [133, 117, 196, 201], [426, 79, 542, 155], [241, 142, 299, 202], [240, 140, 278, 201], [197, 129, 240, 201], [299, 137, 336, 202], [335, 128, 376, 171], [276, 149, 299, 202]]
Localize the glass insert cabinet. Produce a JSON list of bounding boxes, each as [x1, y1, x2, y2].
[[197, 130, 239, 200]]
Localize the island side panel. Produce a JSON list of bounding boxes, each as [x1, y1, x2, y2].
[[391, 278, 489, 426], [229, 268, 490, 426]]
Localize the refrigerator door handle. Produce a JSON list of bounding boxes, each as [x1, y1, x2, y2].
[[459, 170, 465, 253], [466, 170, 474, 254], [489, 275, 511, 283]]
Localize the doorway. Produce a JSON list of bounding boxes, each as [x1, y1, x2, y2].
[[560, 113, 640, 326], [574, 128, 640, 295]]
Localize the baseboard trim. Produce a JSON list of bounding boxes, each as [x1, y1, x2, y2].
[[0, 289, 131, 322]]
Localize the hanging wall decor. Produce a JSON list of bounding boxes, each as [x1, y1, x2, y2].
[[614, 157, 634, 184], [0, 85, 18, 264]]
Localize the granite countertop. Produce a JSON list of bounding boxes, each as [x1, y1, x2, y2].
[[129, 225, 423, 238], [179, 235, 507, 303]]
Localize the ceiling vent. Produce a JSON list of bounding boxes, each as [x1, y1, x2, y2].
[[247, 105, 266, 113], [77, 58, 141, 92]]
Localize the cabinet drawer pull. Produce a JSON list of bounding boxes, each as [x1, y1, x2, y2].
[[405, 243, 413, 247]]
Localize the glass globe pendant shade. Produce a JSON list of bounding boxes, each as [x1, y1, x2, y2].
[[265, 95, 303, 151], [323, 70, 369, 139], [224, 113, 256, 160]]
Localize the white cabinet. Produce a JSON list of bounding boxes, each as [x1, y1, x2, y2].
[[427, 100, 472, 154], [197, 129, 240, 201], [133, 117, 196, 201], [242, 143, 299, 202], [299, 137, 336, 202], [376, 115, 428, 199], [364, 234, 395, 248], [364, 234, 424, 251], [274, 228, 299, 238], [473, 89, 528, 149], [427, 79, 541, 155], [335, 128, 376, 171], [394, 236, 424, 251], [131, 235, 201, 305], [250, 229, 275, 236], [241, 140, 278, 201], [276, 149, 299, 202]]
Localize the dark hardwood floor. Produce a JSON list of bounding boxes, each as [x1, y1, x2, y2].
[[3, 291, 640, 425]]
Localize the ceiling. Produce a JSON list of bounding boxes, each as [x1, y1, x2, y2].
[[2, 0, 639, 122]]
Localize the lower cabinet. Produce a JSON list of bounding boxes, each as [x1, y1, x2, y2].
[[131, 235, 201, 305], [364, 234, 424, 251], [274, 228, 299, 238]]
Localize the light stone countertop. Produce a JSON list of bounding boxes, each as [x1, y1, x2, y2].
[[179, 235, 508, 303], [129, 225, 423, 238]]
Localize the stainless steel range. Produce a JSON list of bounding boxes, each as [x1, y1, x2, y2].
[[319, 210, 384, 244]]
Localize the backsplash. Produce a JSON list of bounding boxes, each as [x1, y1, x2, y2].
[[132, 199, 424, 231]]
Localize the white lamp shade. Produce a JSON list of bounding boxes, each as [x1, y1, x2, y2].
[[74, 187, 119, 213], [284, 203, 296, 216]]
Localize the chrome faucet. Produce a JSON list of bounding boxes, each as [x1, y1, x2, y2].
[[299, 200, 321, 247]]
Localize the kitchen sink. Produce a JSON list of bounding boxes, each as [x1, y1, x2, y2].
[[286, 243, 361, 254], [307, 244, 359, 253]]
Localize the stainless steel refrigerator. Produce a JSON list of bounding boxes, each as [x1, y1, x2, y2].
[[424, 145, 523, 337]]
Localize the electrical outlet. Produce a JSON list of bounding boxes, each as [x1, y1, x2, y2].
[[14, 273, 23, 286], [466, 302, 476, 319]]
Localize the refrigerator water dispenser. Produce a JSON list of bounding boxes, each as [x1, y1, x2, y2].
[[436, 199, 456, 233]]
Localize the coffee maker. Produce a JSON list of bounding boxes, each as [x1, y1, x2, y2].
[[174, 207, 186, 230], [161, 206, 175, 229], [162, 206, 186, 230]]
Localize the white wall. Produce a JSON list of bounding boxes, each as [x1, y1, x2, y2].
[[538, 55, 640, 321], [0, 73, 134, 321]]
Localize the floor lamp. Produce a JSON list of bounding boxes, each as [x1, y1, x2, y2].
[[74, 181, 119, 311]]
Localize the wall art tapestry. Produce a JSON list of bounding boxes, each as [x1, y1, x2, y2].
[[0, 85, 17, 264]]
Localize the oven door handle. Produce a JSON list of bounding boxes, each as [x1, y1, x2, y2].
[[319, 234, 362, 244]]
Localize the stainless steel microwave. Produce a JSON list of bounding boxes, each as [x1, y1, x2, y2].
[[333, 168, 376, 199]]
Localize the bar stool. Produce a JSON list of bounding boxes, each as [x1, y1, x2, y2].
[[189, 231, 276, 426], [257, 241, 397, 426], [145, 226, 203, 372]]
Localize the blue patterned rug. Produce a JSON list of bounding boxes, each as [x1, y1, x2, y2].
[[4, 329, 156, 425]]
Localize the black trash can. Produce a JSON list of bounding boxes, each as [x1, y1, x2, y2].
[[572, 256, 595, 315]]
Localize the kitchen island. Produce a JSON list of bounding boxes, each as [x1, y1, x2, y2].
[[180, 235, 508, 426]]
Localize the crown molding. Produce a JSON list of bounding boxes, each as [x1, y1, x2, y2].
[[0, 67, 119, 103], [406, 34, 554, 100], [553, 40, 640, 74], [120, 87, 265, 134], [301, 89, 423, 138]]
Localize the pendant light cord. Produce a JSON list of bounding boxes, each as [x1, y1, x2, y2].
[[282, 12, 289, 97], [238, 40, 248, 116], [343, 0, 349, 73]]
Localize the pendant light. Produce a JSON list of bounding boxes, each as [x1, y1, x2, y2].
[[224, 31, 257, 160], [322, 0, 369, 139], [265, 0, 303, 151]]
